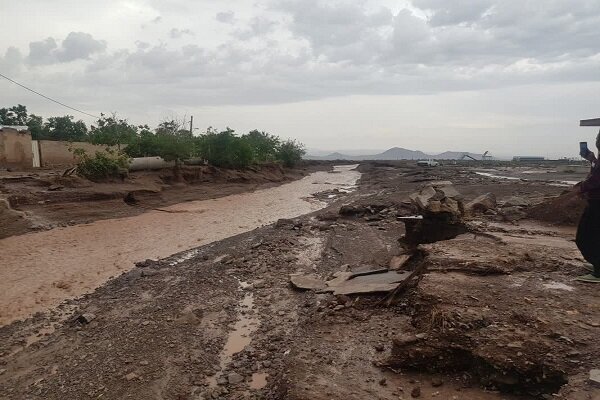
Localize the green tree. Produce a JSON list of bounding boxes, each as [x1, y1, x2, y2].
[[199, 128, 253, 168], [89, 113, 137, 149], [0, 104, 28, 125], [276, 139, 306, 167], [242, 130, 280, 162], [42, 115, 88, 141], [27, 114, 44, 139]]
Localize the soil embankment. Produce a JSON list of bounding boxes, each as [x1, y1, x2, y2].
[[0, 161, 598, 400], [0, 162, 329, 239]]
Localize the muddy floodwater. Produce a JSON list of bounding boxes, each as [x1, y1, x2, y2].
[[0, 165, 360, 325]]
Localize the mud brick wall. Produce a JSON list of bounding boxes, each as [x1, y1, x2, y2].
[[0, 128, 33, 169], [38, 141, 113, 167]]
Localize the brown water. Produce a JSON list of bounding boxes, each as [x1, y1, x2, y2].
[[0, 165, 360, 325], [207, 282, 259, 388]]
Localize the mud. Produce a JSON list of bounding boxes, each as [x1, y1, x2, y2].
[[0, 165, 359, 325], [1, 160, 598, 400]]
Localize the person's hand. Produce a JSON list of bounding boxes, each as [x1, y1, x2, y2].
[[585, 151, 597, 163]]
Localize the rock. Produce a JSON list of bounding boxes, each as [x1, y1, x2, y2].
[[589, 369, 600, 386], [431, 377, 443, 387], [466, 193, 497, 213], [410, 186, 437, 210], [47, 184, 64, 191], [275, 218, 294, 228], [290, 274, 326, 291], [135, 259, 164, 268], [227, 372, 244, 385], [498, 206, 528, 222], [374, 344, 385, 352], [410, 185, 463, 218], [141, 269, 160, 277], [75, 313, 96, 324], [503, 196, 531, 208], [317, 212, 339, 221], [411, 386, 421, 398], [436, 185, 461, 199], [379, 378, 387, 386], [124, 372, 138, 381], [139, 360, 149, 366], [339, 205, 367, 216], [217, 376, 228, 385]]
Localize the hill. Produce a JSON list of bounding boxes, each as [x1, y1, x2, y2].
[[306, 147, 484, 161]]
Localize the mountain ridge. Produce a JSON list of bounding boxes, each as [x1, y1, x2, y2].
[[305, 147, 485, 160]]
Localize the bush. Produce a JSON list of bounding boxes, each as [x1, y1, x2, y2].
[[73, 148, 129, 181]]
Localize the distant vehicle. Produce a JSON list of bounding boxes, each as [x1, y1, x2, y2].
[[417, 159, 439, 167]]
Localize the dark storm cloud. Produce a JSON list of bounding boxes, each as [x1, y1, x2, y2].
[[5, 0, 600, 108], [27, 38, 58, 66], [56, 32, 107, 62], [26, 32, 106, 65]]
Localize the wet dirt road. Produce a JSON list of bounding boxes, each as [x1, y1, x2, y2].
[[0, 165, 360, 325]]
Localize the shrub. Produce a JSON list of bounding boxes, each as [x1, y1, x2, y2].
[[73, 148, 129, 181]]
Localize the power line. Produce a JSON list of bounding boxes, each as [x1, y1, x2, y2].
[[0, 72, 100, 119]]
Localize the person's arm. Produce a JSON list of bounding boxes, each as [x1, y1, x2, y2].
[[581, 163, 600, 194]]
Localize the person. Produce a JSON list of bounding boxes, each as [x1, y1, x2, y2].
[[576, 130, 600, 282]]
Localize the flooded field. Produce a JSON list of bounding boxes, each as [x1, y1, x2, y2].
[[0, 165, 360, 325]]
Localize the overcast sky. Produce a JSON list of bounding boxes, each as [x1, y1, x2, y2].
[[1, 0, 600, 157]]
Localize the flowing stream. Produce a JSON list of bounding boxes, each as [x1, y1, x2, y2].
[[0, 165, 361, 325]]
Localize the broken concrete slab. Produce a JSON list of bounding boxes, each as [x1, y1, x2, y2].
[[348, 266, 389, 277], [326, 271, 412, 296], [289, 274, 327, 291]]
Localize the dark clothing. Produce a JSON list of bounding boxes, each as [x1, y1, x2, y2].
[[576, 199, 600, 277], [581, 162, 600, 200]]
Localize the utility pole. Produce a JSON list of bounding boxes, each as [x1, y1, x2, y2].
[[190, 115, 194, 135]]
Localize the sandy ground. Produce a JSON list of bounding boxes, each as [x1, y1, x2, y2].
[[0, 165, 359, 325], [0, 161, 599, 400]]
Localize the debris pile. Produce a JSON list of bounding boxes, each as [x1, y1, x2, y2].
[[400, 183, 467, 246]]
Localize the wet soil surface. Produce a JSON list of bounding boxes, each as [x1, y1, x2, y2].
[[1, 161, 599, 400]]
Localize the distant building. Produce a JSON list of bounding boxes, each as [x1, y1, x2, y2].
[[512, 156, 545, 162]]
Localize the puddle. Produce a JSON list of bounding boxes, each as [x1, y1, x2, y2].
[[475, 171, 579, 187], [475, 171, 522, 181], [249, 372, 269, 389], [0, 165, 360, 325], [207, 281, 260, 388], [543, 281, 575, 291]]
